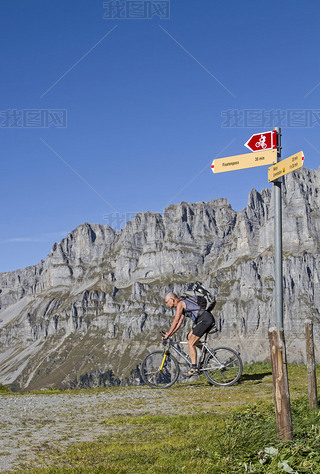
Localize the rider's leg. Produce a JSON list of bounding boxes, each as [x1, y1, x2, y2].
[[187, 313, 214, 375], [195, 340, 203, 350], [187, 331, 200, 365]]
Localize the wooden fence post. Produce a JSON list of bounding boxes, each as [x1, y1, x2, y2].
[[268, 327, 293, 440], [305, 319, 318, 409]]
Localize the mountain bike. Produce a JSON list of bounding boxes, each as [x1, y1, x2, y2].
[[140, 327, 243, 389]]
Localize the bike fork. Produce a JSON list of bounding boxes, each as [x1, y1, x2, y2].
[[159, 353, 167, 370], [159, 349, 170, 370]]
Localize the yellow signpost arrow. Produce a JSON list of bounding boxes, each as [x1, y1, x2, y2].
[[268, 151, 304, 182], [211, 149, 277, 174]]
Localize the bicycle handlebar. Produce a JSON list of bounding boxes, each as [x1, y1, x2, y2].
[[160, 330, 170, 342]]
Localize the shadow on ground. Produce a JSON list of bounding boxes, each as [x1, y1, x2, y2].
[[239, 371, 273, 383]]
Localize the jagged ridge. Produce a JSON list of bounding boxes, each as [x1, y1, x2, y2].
[[0, 168, 319, 390]]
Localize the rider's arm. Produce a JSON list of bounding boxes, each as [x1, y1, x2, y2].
[[164, 301, 185, 338]]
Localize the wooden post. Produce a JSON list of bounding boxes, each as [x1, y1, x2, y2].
[[268, 327, 293, 440], [305, 319, 318, 409]]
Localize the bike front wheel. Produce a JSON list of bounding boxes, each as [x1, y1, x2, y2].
[[203, 346, 243, 386], [140, 350, 180, 388]]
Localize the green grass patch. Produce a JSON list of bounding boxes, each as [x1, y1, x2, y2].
[[0, 383, 10, 393], [6, 363, 320, 473], [18, 396, 320, 473]]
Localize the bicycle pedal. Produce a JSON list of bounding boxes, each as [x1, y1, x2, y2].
[[186, 368, 199, 377]]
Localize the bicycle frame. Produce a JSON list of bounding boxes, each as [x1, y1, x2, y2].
[[165, 340, 192, 365], [162, 339, 222, 372]]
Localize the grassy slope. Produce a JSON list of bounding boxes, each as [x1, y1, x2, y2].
[[4, 364, 320, 473]]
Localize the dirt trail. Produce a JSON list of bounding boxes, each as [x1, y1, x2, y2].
[[0, 383, 226, 472], [0, 368, 278, 473]]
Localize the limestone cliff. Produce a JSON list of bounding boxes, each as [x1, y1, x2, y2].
[[0, 167, 319, 390]]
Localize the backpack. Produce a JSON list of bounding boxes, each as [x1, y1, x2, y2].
[[206, 297, 216, 313], [180, 282, 216, 322], [193, 281, 216, 313], [191, 294, 207, 310]]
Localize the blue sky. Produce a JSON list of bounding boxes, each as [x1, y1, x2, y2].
[[1, 0, 319, 272]]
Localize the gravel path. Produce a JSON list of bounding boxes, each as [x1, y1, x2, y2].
[[0, 384, 220, 472]]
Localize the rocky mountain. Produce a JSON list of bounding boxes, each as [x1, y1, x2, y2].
[[0, 167, 319, 391]]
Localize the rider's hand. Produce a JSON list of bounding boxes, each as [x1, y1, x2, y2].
[[162, 332, 169, 340]]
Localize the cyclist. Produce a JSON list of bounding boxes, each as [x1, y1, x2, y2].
[[163, 292, 215, 376]]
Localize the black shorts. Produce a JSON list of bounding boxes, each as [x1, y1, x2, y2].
[[192, 311, 215, 338]]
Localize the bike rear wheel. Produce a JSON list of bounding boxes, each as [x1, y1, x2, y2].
[[204, 346, 243, 386], [140, 350, 180, 388]]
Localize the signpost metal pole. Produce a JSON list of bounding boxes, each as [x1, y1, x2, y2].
[[274, 127, 283, 329], [268, 127, 293, 440]]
